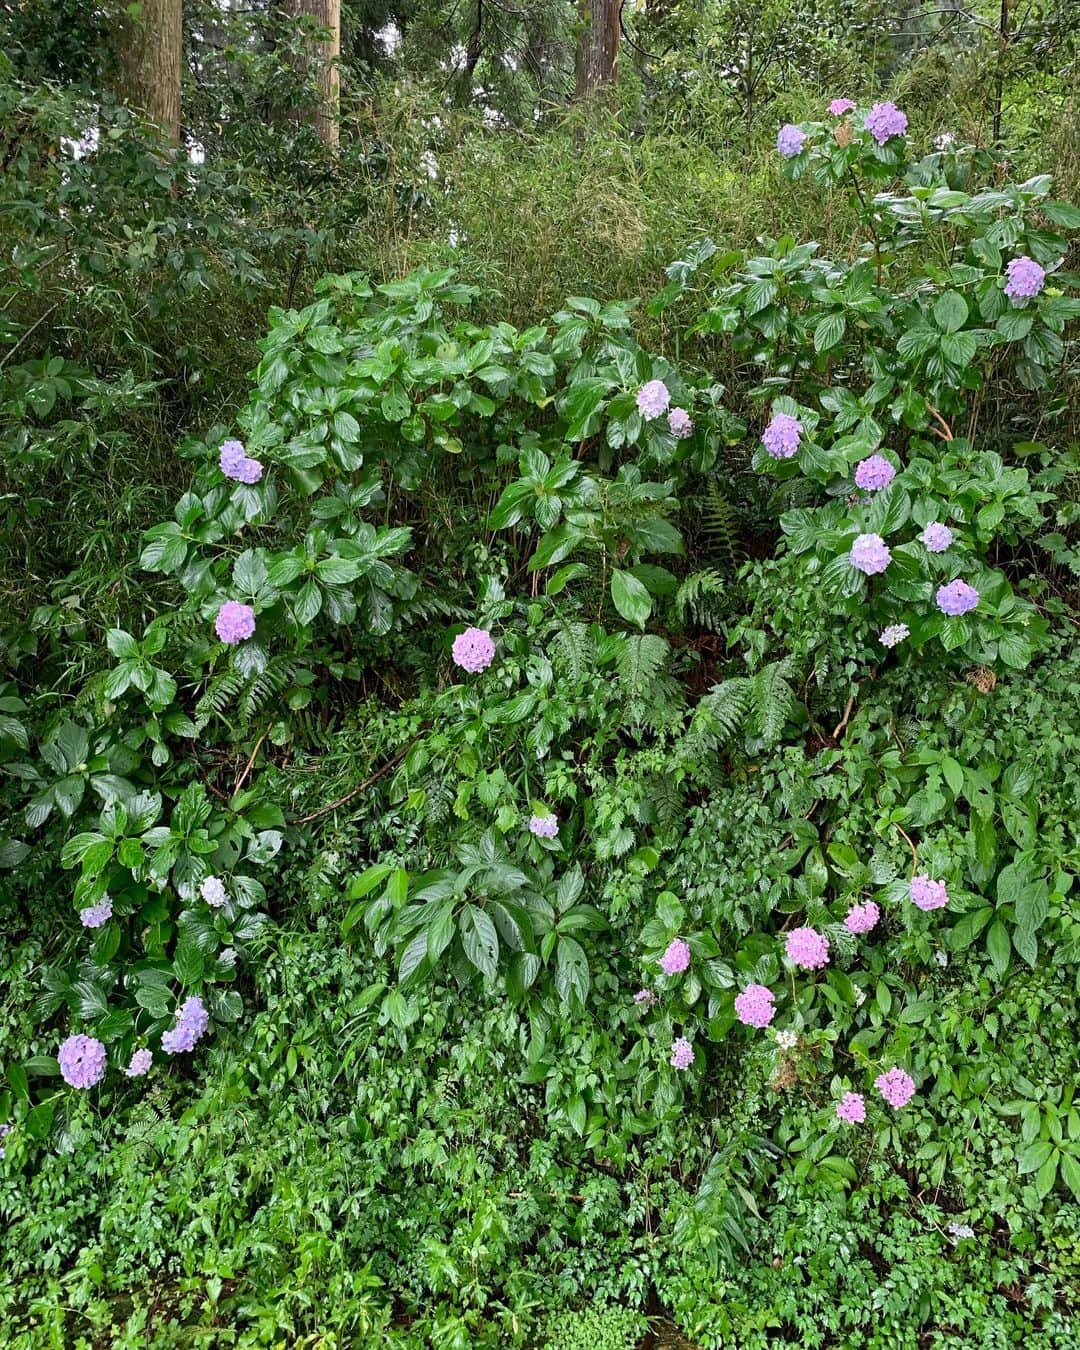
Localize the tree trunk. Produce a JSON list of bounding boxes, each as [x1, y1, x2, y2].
[[114, 0, 183, 144], [575, 0, 620, 101], [284, 0, 341, 147]]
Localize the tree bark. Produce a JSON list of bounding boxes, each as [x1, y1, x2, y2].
[[114, 0, 183, 144], [283, 0, 341, 147], [575, 0, 620, 101]]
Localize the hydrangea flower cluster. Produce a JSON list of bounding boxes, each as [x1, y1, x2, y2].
[[734, 984, 776, 1028], [835, 1091, 866, 1124], [451, 626, 495, 673], [670, 1037, 695, 1069], [761, 412, 802, 459], [219, 438, 264, 484], [201, 875, 228, 908], [854, 455, 896, 491], [215, 600, 256, 644], [125, 1048, 153, 1078], [528, 813, 558, 839], [636, 380, 671, 420], [786, 926, 830, 970], [920, 522, 952, 553], [875, 1066, 916, 1108], [844, 900, 880, 935], [1004, 255, 1046, 301], [667, 407, 693, 438], [828, 98, 855, 115], [775, 1028, 798, 1051], [948, 1222, 976, 1240], [864, 101, 908, 144], [80, 897, 113, 928], [879, 624, 909, 649], [161, 996, 210, 1055], [909, 874, 948, 911], [58, 1033, 107, 1089], [850, 533, 891, 575], [659, 938, 691, 975], [777, 124, 806, 158], [633, 988, 654, 1007], [0, 1122, 11, 1158], [936, 579, 978, 616]]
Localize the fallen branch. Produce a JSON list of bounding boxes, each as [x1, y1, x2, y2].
[[292, 740, 416, 825]]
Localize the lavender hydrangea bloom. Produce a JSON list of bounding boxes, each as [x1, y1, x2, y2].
[[0, 1122, 10, 1157], [125, 1049, 153, 1078], [215, 601, 256, 644], [829, 98, 855, 116], [777, 124, 806, 158], [80, 897, 113, 928], [835, 1091, 866, 1123], [451, 626, 495, 673], [161, 997, 210, 1055], [633, 989, 654, 1007], [220, 439, 264, 484], [233, 455, 264, 484], [528, 813, 558, 839], [875, 1067, 916, 1108], [936, 579, 978, 616], [200, 876, 228, 909], [844, 900, 880, 935], [879, 623, 909, 649], [850, 533, 891, 575], [920, 522, 952, 553], [659, 937, 691, 975], [58, 1034, 107, 1089], [864, 101, 908, 145], [636, 380, 671, 420], [761, 412, 802, 459], [670, 1037, 695, 1070], [909, 874, 948, 911], [785, 926, 830, 970], [1004, 256, 1046, 301], [667, 407, 693, 438], [734, 984, 776, 1029], [853, 455, 896, 491]]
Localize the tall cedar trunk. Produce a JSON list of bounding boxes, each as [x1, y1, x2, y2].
[[283, 0, 341, 147], [575, 0, 620, 101], [114, 0, 183, 144]]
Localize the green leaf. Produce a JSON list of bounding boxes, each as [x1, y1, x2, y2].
[[610, 569, 652, 629], [985, 919, 1011, 978], [460, 904, 498, 981], [813, 312, 845, 353], [173, 943, 205, 987], [933, 290, 968, 334], [554, 936, 590, 1007], [105, 629, 140, 660]]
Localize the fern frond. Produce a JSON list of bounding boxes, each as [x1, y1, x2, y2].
[[551, 622, 594, 684], [702, 482, 741, 568], [674, 568, 726, 630], [749, 659, 796, 747]]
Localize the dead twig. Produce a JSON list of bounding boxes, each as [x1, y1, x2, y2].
[[292, 740, 417, 825]]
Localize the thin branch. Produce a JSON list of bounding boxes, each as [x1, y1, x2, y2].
[[292, 739, 417, 824]]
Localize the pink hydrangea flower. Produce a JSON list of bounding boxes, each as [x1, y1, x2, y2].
[[850, 533, 891, 575], [80, 897, 113, 928], [844, 900, 880, 935], [761, 412, 802, 459], [670, 1037, 695, 1069], [215, 601, 256, 644], [636, 380, 671, 420], [835, 1091, 866, 1123], [880, 624, 909, 649], [633, 988, 654, 1007], [875, 1067, 916, 1108], [777, 124, 806, 158], [451, 626, 495, 673], [1004, 256, 1045, 300], [659, 938, 691, 976], [125, 1049, 153, 1078], [936, 579, 978, 616], [854, 455, 896, 491], [58, 1034, 107, 1089], [909, 874, 948, 911], [786, 926, 830, 970], [829, 99, 856, 116], [920, 522, 952, 553], [528, 813, 558, 839], [734, 984, 776, 1028], [864, 101, 908, 145], [668, 407, 693, 438]]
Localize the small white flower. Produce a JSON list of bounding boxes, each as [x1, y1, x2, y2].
[[947, 1221, 975, 1240], [775, 1029, 798, 1051], [935, 949, 949, 968], [854, 987, 867, 1007]]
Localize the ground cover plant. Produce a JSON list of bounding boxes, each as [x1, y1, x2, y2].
[[1, 3, 1079, 1346]]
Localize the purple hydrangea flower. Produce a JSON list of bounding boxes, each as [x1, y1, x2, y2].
[[844, 900, 880, 935], [125, 1049, 153, 1078], [920, 522, 953, 553], [1004, 256, 1046, 301], [909, 874, 948, 911], [636, 380, 671, 420], [667, 407, 693, 439], [528, 813, 559, 839], [215, 601, 256, 644], [220, 439, 264, 484], [659, 937, 691, 976], [200, 876, 228, 909], [761, 412, 802, 459], [451, 626, 495, 673], [786, 926, 830, 970], [0, 1122, 11, 1158], [777, 124, 806, 158], [670, 1037, 695, 1070], [936, 579, 978, 616], [850, 533, 891, 575], [854, 455, 896, 491], [234, 456, 264, 484], [58, 1033, 107, 1089], [161, 996, 210, 1055], [633, 988, 654, 1007], [734, 984, 776, 1029], [875, 1067, 916, 1108], [829, 98, 856, 116], [80, 897, 113, 929], [879, 623, 910, 649], [864, 101, 908, 145], [835, 1091, 866, 1123]]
